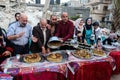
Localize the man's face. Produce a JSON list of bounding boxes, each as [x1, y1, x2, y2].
[[51, 16, 57, 23], [20, 17, 28, 27], [94, 26, 98, 30], [61, 13, 68, 22], [40, 20, 47, 28], [15, 14, 20, 21]]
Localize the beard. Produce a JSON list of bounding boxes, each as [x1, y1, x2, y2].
[[20, 23, 26, 27]]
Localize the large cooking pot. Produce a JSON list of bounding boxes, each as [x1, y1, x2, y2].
[[47, 36, 62, 49]]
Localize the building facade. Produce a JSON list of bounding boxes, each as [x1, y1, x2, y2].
[[79, 0, 112, 22], [67, 0, 80, 7], [79, 0, 90, 4], [50, 0, 54, 5], [56, 0, 60, 4], [49, 5, 90, 21], [50, 0, 60, 5], [35, 0, 41, 4]]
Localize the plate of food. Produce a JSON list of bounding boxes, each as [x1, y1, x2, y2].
[[92, 48, 106, 57], [46, 51, 68, 63], [20, 53, 44, 63], [72, 49, 93, 59]]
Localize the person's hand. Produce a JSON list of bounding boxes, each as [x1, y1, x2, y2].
[[59, 38, 63, 43], [32, 36, 38, 42], [77, 33, 82, 37], [42, 46, 46, 54], [19, 32, 25, 37], [2, 51, 11, 56], [94, 43, 97, 48], [60, 39, 63, 43], [84, 40, 87, 44], [47, 48, 50, 53], [16, 32, 25, 38], [46, 24, 51, 29]]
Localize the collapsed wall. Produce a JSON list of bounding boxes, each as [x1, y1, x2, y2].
[[0, 1, 44, 30]]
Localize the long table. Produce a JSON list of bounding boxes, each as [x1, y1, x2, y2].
[[0, 50, 116, 80]]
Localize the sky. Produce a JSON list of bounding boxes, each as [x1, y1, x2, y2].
[[41, 0, 70, 4]]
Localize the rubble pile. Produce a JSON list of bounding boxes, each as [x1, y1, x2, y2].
[[0, 1, 44, 30]]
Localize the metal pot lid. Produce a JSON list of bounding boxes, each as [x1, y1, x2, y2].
[[48, 36, 61, 42]]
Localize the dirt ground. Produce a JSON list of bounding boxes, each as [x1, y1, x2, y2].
[[111, 74, 120, 80]]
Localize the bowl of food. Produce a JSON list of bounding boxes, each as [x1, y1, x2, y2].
[[47, 36, 62, 49]]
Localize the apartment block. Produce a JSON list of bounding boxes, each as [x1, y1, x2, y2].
[[80, 0, 112, 22]]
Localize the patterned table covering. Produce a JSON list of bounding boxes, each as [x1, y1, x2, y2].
[[0, 71, 13, 80], [1, 53, 68, 77], [66, 50, 115, 74], [0, 50, 115, 77]]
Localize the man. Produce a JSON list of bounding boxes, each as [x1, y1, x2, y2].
[[55, 12, 74, 42], [92, 21, 102, 48], [7, 13, 32, 56], [47, 15, 58, 36], [9, 12, 21, 26], [102, 30, 118, 45], [0, 27, 13, 64], [93, 21, 102, 41], [30, 18, 51, 54], [14, 12, 21, 21]]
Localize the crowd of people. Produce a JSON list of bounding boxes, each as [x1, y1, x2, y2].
[[0, 12, 119, 64]]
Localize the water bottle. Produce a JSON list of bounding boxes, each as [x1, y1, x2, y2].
[[72, 35, 78, 48], [73, 34, 77, 42]]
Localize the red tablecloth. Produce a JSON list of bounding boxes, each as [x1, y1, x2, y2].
[[109, 51, 120, 74], [68, 56, 115, 80], [74, 62, 112, 80], [13, 71, 66, 80]]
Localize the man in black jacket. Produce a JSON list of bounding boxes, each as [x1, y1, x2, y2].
[[30, 18, 51, 54]]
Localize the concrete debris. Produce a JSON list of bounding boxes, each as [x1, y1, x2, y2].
[[0, 5, 44, 30]]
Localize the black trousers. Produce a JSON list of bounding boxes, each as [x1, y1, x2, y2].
[[13, 43, 29, 56], [102, 38, 113, 45]]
